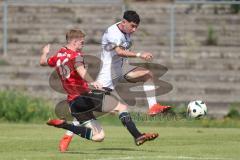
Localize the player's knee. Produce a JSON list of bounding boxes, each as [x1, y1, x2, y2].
[[116, 103, 128, 113], [92, 130, 105, 142], [84, 119, 105, 142], [144, 69, 153, 80]]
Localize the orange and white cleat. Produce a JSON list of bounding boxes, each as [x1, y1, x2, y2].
[[148, 103, 172, 116], [135, 133, 159, 146], [59, 134, 73, 152]]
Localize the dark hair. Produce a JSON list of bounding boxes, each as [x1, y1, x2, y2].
[[123, 10, 140, 24]]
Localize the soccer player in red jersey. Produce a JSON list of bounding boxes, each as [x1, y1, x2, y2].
[[40, 29, 158, 152]]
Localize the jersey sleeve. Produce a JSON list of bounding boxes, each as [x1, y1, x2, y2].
[[74, 54, 84, 69], [47, 54, 58, 67], [106, 29, 122, 46]]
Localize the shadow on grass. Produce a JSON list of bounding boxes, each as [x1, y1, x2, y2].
[[98, 148, 138, 151], [64, 147, 159, 155], [98, 147, 159, 153], [61, 151, 93, 154]]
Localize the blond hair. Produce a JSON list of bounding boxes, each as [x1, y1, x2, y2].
[[66, 29, 85, 42]]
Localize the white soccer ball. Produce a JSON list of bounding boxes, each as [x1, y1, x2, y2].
[[187, 100, 207, 118]]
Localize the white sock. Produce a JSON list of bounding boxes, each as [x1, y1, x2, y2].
[[72, 120, 80, 126], [66, 130, 74, 136], [143, 83, 157, 108]]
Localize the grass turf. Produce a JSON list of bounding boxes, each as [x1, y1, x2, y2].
[[0, 123, 239, 160]]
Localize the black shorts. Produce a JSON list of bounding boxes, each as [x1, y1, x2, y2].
[[69, 89, 119, 123]]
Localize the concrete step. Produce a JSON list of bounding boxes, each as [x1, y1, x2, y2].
[[129, 58, 240, 71], [1, 61, 240, 83], [140, 24, 240, 34], [164, 69, 240, 83], [0, 79, 48, 87], [6, 52, 240, 71], [162, 58, 240, 70], [6, 25, 106, 35], [140, 14, 240, 24], [5, 24, 239, 44], [6, 23, 108, 33], [0, 66, 52, 80], [7, 3, 121, 12], [6, 56, 41, 66], [7, 13, 120, 25], [132, 48, 240, 60], [6, 45, 102, 57], [130, 2, 235, 13], [8, 25, 239, 37], [173, 81, 240, 95], [7, 34, 104, 44], [0, 61, 100, 81], [6, 40, 240, 58], [158, 89, 239, 104], [0, 79, 65, 102]]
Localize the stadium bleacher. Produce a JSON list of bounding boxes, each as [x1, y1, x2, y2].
[[0, 0, 240, 116]]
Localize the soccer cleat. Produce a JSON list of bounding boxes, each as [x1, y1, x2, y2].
[[59, 134, 73, 152], [135, 133, 159, 146], [46, 119, 66, 128], [148, 103, 172, 116]]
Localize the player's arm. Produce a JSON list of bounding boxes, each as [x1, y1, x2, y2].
[[114, 46, 153, 61], [75, 64, 102, 90], [40, 44, 50, 66]]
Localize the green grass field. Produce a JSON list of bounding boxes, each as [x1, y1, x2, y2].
[[0, 123, 239, 160]]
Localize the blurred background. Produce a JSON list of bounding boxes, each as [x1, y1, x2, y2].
[[0, 0, 240, 118]]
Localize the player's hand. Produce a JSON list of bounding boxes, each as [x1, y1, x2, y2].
[[42, 44, 50, 55], [40, 44, 51, 66], [140, 52, 153, 61], [90, 81, 103, 90]]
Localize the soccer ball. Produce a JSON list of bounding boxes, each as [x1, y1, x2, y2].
[[187, 100, 207, 118]]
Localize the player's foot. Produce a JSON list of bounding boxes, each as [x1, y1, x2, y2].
[[148, 103, 172, 116], [46, 119, 66, 128], [135, 133, 159, 146], [59, 134, 73, 152]]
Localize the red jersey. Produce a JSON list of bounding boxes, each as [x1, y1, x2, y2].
[[48, 47, 90, 102]]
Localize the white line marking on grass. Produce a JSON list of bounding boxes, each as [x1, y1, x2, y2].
[[86, 155, 232, 160]]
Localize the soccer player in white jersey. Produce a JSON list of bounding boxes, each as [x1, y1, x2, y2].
[[59, 10, 171, 152], [97, 10, 171, 115]]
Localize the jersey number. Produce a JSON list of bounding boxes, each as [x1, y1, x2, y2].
[[57, 58, 70, 79]]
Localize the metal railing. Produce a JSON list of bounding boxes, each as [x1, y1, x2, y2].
[[2, 1, 8, 57]]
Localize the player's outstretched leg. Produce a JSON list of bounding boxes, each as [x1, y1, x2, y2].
[[47, 119, 92, 140], [125, 68, 172, 116], [59, 120, 78, 152], [118, 111, 159, 146], [143, 79, 172, 116]]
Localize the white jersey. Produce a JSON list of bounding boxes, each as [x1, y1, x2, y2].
[[97, 22, 132, 89]]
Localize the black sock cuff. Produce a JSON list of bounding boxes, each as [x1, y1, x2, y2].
[[119, 112, 129, 120], [85, 128, 92, 140]]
